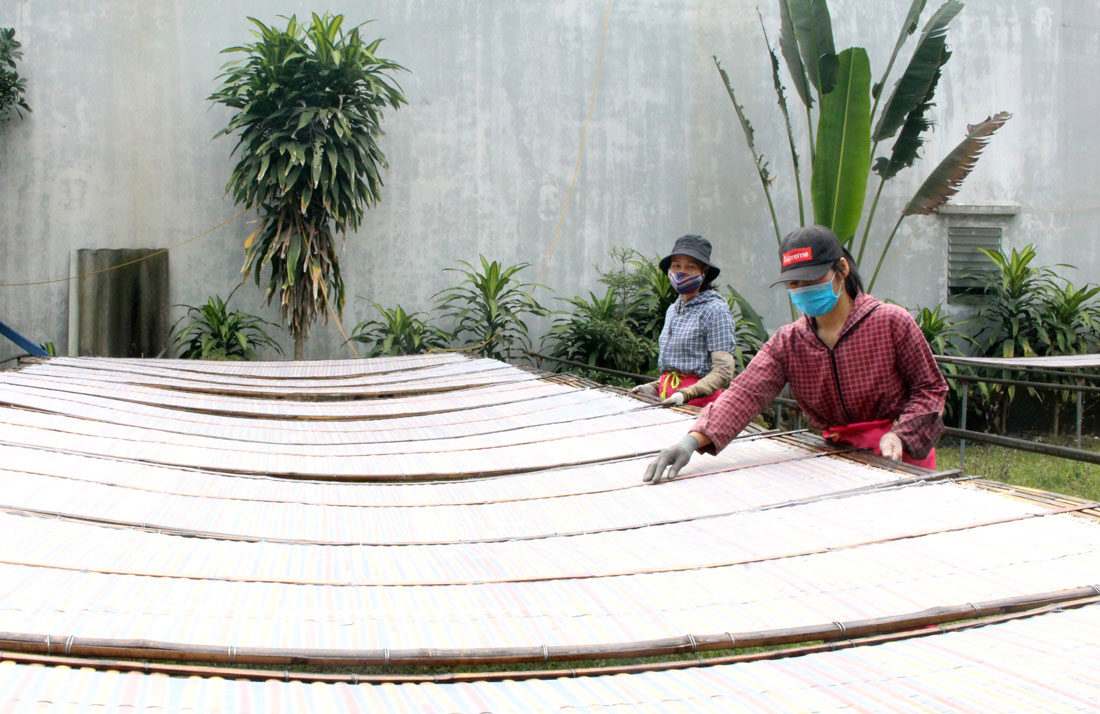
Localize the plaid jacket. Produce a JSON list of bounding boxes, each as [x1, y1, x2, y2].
[[658, 290, 736, 376], [692, 293, 947, 459]]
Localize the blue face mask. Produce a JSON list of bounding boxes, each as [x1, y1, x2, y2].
[[787, 272, 842, 317]]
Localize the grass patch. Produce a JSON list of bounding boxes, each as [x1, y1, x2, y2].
[[937, 436, 1100, 502]]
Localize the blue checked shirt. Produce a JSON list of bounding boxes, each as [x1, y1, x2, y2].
[[658, 290, 737, 376]]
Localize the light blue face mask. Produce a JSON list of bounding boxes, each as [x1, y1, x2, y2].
[[787, 272, 842, 317]]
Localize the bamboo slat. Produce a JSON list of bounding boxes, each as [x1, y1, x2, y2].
[[0, 494, 1097, 659], [2, 598, 1099, 711], [0, 427, 811, 509], [0, 383, 639, 442], [0, 482, 1063, 576], [3, 355, 1100, 710], [0, 459, 975, 545], [42, 352, 469, 379], [941, 353, 1100, 369], [0, 370, 569, 419], [0, 397, 688, 456], [12, 360, 537, 399]]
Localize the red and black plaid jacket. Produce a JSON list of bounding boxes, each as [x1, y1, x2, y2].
[[693, 293, 947, 459]]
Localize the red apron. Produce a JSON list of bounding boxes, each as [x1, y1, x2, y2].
[[658, 371, 723, 408], [823, 418, 936, 469]]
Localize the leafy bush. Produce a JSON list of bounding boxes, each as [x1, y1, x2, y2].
[[543, 248, 770, 381], [541, 249, 669, 378], [970, 245, 1060, 360], [911, 303, 978, 421], [209, 13, 406, 357], [171, 286, 284, 360], [434, 256, 549, 361], [624, 250, 676, 344], [1041, 281, 1100, 356], [544, 287, 656, 375], [961, 244, 1100, 433], [1037, 281, 1100, 434], [724, 286, 769, 371], [0, 28, 30, 125], [350, 303, 450, 357]]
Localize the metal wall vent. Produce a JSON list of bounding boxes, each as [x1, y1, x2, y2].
[[948, 225, 1002, 293]]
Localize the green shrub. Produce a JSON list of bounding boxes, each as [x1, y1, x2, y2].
[[543, 248, 769, 381], [960, 244, 1100, 433], [911, 303, 978, 422], [542, 249, 666, 378], [350, 303, 450, 357], [209, 13, 407, 357], [434, 256, 549, 361], [724, 286, 769, 371], [171, 286, 284, 360], [624, 250, 676, 344], [544, 287, 656, 375], [0, 28, 30, 125]]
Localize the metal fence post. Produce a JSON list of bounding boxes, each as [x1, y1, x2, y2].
[[959, 384, 968, 471], [1076, 387, 1083, 450]]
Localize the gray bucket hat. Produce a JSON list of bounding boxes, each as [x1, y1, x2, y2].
[[659, 235, 720, 282]]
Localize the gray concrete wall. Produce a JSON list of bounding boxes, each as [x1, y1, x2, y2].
[[1, 0, 1097, 363]]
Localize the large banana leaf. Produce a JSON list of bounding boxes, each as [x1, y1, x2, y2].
[[715, 57, 784, 245], [810, 47, 871, 246], [873, 0, 962, 142], [872, 0, 929, 101], [778, 0, 813, 109], [784, 0, 838, 97], [903, 111, 1012, 215], [871, 48, 946, 181], [760, 13, 805, 225]]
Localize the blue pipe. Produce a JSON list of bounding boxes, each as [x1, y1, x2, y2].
[[0, 319, 49, 357]]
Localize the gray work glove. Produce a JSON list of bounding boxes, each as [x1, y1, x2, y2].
[[660, 391, 686, 407], [631, 383, 659, 399], [642, 434, 700, 485]]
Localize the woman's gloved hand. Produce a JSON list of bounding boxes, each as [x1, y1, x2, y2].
[[642, 434, 699, 484], [660, 392, 686, 407], [631, 383, 659, 399], [879, 431, 904, 461]]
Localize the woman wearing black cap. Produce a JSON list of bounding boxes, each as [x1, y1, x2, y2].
[[630, 235, 736, 408], [644, 225, 948, 483]]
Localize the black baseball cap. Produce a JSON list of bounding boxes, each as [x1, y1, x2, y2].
[[770, 225, 846, 287]]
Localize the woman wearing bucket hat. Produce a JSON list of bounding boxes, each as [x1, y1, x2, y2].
[[630, 235, 737, 408], [643, 225, 948, 484]]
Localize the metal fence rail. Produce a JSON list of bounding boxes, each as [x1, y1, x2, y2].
[[528, 351, 1099, 468]]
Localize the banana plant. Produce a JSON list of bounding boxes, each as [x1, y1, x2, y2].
[[716, 0, 1009, 293]]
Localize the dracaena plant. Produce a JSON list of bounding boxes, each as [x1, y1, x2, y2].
[[209, 13, 407, 359], [963, 245, 1061, 433], [171, 285, 284, 361], [434, 256, 549, 362], [715, 0, 1010, 293], [543, 288, 657, 377], [350, 303, 450, 357]]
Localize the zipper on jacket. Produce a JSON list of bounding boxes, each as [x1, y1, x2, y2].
[[827, 348, 854, 424]]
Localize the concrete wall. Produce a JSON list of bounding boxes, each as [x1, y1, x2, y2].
[[1, 0, 1097, 363]]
